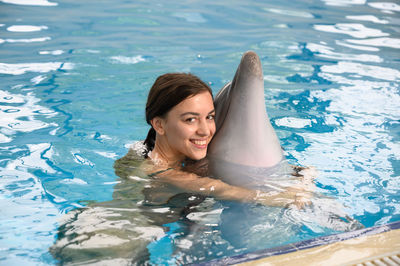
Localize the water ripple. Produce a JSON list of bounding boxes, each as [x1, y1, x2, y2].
[[0, 62, 73, 75], [321, 0, 366, 7], [3, 37, 51, 43], [263, 8, 314, 19], [368, 2, 400, 12], [306, 43, 383, 63], [321, 61, 400, 81], [0, 0, 399, 263], [109, 55, 146, 64], [345, 37, 400, 49], [0, 0, 57, 6], [6, 25, 48, 32], [346, 15, 389, 24], [314, 23, 389, 38]]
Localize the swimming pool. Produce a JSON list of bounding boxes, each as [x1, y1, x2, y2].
[[0, 0, 399, 264]]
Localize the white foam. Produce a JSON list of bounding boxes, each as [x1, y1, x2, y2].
[[7, 25, 48, 32]]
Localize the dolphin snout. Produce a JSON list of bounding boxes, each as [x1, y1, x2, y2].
[[240, 51, 263, 79]]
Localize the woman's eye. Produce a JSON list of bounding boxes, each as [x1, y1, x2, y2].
[[207, 115, 215, 120], [185, 117, 196, 123]]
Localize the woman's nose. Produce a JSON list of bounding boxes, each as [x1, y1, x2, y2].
[[197, 119, 211, 136]]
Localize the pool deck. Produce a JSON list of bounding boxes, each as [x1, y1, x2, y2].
[[203, 221, 400, 265]]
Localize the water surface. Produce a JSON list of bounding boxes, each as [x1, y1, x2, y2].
[[0, 0, 399, 264]]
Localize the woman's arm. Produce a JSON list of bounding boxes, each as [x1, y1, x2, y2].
[[156, 169, 311, 208]]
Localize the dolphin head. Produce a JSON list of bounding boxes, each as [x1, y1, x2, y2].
[[207, 51, 288, 187]]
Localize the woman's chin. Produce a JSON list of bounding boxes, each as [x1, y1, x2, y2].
[[187, 151, 207, 161]]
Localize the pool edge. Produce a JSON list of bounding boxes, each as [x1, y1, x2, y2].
[[198, 220, 400, 265]]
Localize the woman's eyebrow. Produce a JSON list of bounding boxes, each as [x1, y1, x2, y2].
[[180, 110, 215, 117], [181, 112, 200, 117]]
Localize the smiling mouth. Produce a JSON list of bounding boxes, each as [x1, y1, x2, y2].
[[191, 139, 208, 148]]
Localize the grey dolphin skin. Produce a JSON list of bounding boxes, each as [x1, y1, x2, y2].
[[208, 51, 291, 189], [208, 52, 363, 242]]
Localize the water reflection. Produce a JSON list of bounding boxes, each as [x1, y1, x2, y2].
[[263, 8, 314, 19], [50, 146, 361, 265], [2, 36, 51, 43], [0, 0, 57, 6], [0, 0, 399, 263], [346, 15, 389, 24], [368, 2, 400, 13], [321, 0, 365, 7], [0, 62, 73, 75], [346, 37, 400, 49], [335, 40, 379, 51], [321, 61, 400, 81], [50, 149, 211, 264], [306, 42, 383, 62], [314, 23, 388, 38], [0, 89, 57, 139], [6, 25, 48, 32]]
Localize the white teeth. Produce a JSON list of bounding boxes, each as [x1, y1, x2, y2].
[[193, 140, 206, 145]]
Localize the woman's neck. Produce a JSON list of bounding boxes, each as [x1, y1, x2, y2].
[[149, 140, 184, 168]]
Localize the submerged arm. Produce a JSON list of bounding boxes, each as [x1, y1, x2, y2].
[[156, 169, 310, 208]]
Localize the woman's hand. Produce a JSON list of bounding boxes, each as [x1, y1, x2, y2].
[[254, 187, 313, 209]]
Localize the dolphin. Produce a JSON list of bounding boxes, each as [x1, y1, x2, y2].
[[206, 52, 363, 245], [207, 51, 292, 189]]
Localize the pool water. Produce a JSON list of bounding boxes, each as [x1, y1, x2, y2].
[[1, 0, 399, 264]]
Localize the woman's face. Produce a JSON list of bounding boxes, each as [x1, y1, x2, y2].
[[160, 91, 216, 161]]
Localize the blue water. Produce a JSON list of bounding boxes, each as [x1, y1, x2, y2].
[[1, 0, 400, 264]]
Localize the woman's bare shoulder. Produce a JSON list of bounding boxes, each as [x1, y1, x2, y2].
[[113, 147, 148, 179]]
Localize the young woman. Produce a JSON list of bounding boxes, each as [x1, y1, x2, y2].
[[50, 73, 314, 265], [137, 72, 311, 208]]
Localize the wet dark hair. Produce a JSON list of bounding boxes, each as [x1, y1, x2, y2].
[[143, 73, 213, 157]]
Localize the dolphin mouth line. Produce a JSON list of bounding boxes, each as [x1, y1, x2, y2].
[[208, 50, 285, 170], [213, 82, 232, 132]]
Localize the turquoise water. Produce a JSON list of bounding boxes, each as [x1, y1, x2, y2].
[[1, 0, 400, 264]]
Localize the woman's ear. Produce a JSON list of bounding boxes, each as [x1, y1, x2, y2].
[[150, 117, 165, 135]]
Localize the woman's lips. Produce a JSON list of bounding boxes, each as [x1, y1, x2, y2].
[[190, 139, 208, 149]]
